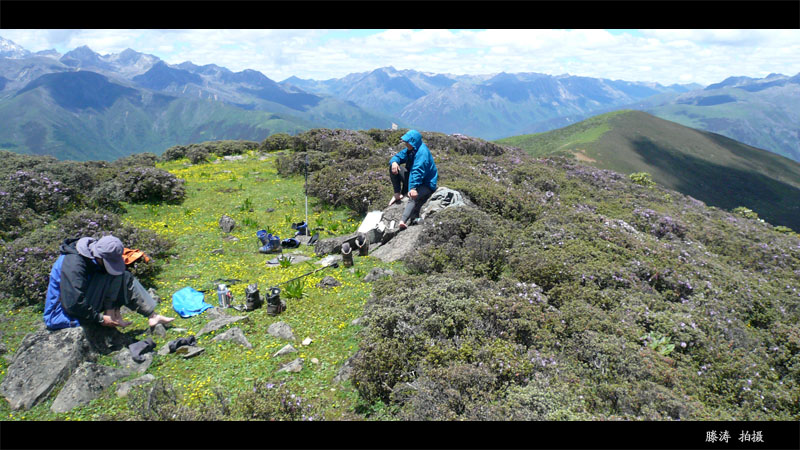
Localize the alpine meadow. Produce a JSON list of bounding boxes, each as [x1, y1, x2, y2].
[[0, 32, 799, 431]]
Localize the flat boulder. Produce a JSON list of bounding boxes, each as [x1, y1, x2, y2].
[[314, 232, 362, 256], [114, 348, 154, 374], [317, 276, 341, 288], [197, 314, 249, 337], [211, 327, 253, 349], [0, 328, 94, 411], [116, 374, 156, 398], [364, 268, 394, 282], [277, 358, 304, 373], [267, 322, 295, 341], [370, 225, 425, 262], [51, 362, 129, 413]]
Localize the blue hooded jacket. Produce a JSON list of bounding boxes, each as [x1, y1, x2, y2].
[[390, 130, 438, 191]]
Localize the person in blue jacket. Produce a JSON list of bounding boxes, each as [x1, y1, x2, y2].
[[389, 130, 438, 229], [43, 235, 174, 331]]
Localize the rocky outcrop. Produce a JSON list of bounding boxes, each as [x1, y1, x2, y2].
[[317, 276, 341, 288], [115, 347, 154, 374], [278, 358, 304, 373], [370, 225, 425, 263], [50, 362, 129, 413], [197, 313, 249, 337], [116, 374, 156, 398], [0, 328, 94, 410], [219, 215, 236, 233], [364, 267, 395, 282], [211, 327, 253, 349], [267, 322, 295, 341]]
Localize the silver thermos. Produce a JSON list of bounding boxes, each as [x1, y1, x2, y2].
[[217, 284, 231, 308]]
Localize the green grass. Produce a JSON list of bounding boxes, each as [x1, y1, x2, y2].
[[0, 150, 400, 421]]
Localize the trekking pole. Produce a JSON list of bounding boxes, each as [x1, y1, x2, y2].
[[304, 153, 309, 235], [273, 261, 339, 288]]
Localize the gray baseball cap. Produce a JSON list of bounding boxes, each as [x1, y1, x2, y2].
[[90, 235, 126, 275]]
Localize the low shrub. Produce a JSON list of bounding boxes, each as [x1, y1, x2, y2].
[[113, 152, 159, 168], [161, 140, 259, 162], [406, 207, 512, 280], [261, 133, 299, 152], [274, 151, 331, 176], [232, 381, 321, 421], [97, 167, 186, 204], [308, 161, 390, 214]]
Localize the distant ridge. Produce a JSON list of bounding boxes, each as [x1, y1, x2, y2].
[[497, 110, 800, 230]]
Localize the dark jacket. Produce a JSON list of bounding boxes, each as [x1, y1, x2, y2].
[[390, 130, 438, 191], [48, 238, 105, 325]]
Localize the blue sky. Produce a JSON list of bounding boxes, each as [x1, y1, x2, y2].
[[2, 29, 799, 86]]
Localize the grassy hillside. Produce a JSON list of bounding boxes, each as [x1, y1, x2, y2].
[[0, 130, 798, 424], [0, 148, 397, 420], [496, 110, 800, 230], [0, 86, 313, 161], [645, 81, 800, 162]]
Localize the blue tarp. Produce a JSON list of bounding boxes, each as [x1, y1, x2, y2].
[[172, 286, 213, 318]]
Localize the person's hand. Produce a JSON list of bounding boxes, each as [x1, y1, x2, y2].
[[408, 189, 418, 199], [100, 314, 121, 328], [391, 162, 400, 175]]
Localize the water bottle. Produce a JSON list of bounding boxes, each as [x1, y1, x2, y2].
[[217, 284, 230, 308]]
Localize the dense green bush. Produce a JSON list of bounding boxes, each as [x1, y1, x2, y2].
[[161, 140, 259, 162], [406, 207, 512, 280], [123, 378, 319, 421], [261, 133, 299, 152], [308, 160, 390, 214], [96, 167, 186, 204], [274, 151, 332, 176], [113, 152, 159, 168]]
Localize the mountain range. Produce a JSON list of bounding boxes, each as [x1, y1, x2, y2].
[[1, 36, 799, 165]]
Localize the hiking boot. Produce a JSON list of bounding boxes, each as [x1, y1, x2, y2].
[[355, 233, 369, 256], [257, 229, 269, 246], [245, 283, 264, 311], [308, 232, 319, 246], [341, 242, 354, 267], [266, 287, 285, 316], [292, 221, 309, 236], [259, 233, 282, 254], [281, 238, 300, 249]]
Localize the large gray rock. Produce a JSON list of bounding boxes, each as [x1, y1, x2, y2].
[[267, 322, 295, 341], [114, 348, 154, 374], [317, 276, 341, 288], [219, 215, 236, 233], [314, 232, 362, 256], [370, 225, 425, 262], [0, 328, 94, 410], [116, 374, 156, 398], [277, 358, 304, 373], [211, 327, 253, 349], [334, 352, 359, 384], [273, 344, 298, 357], [197, 314, 249, 337], [51, 362, 129, 413], [364, 268, 394, 282]]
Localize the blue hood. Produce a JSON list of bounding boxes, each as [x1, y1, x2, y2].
[[401, 130, 423, 152]]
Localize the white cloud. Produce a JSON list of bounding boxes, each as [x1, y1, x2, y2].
[[1, 29, 799, 85]]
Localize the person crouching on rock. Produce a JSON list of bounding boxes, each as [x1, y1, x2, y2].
[[43, 235, 174, 330], [388, 129, 438, 230]]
